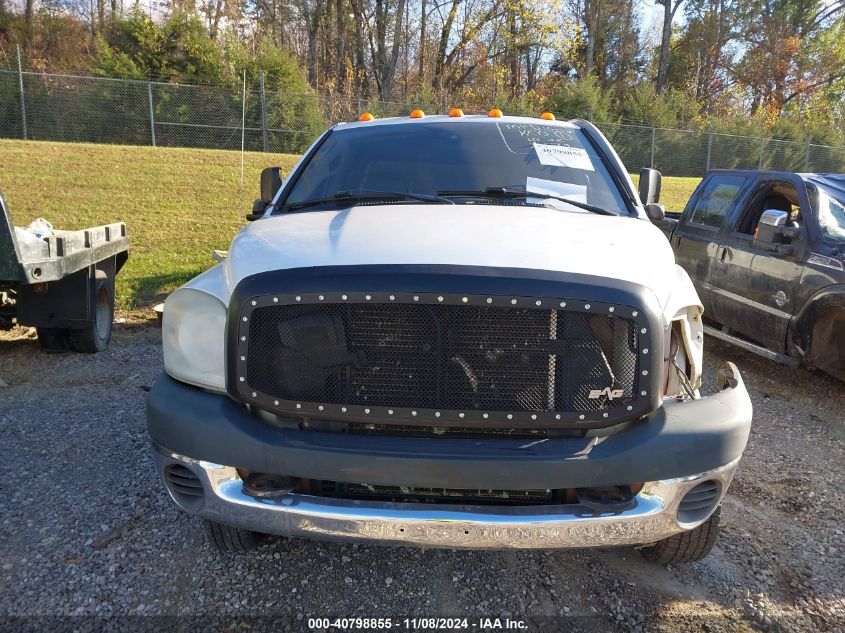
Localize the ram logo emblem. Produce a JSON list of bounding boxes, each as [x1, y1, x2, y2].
[[588, 387, 624, 400]]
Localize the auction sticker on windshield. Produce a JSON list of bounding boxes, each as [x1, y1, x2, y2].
[[533, 143, 595, 171]]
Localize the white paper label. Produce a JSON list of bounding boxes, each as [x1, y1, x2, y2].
[[533, 143, 595, 171], [526, 177, 588, 205]]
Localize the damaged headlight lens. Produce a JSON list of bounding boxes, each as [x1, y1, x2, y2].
[[162, 288, 226, 391]]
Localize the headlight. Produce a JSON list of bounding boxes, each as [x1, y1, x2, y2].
[[162, 288, 226, 391]]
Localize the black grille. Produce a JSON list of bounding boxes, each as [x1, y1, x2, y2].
[[239, 295, 643, 422]]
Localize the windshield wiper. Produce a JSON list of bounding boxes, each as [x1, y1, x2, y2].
[[437, 186, 619, 216], [283, 189, 452, 212]]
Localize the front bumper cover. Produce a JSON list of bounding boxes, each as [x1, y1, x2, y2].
[[147, 363, 752, 491], [147, 362, 752, 549]]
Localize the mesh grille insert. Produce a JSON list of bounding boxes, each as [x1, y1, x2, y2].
[[242, 300, 640, 415]]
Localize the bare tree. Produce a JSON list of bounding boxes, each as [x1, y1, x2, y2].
[[378, 0, 406, 98], [301, 0, 325, 85], [418, 0, 427, 84], [583, 0, 600, 77], [655, 0, 682, 93], [433, 0, 499, 90], [25, 0, 36, 29], [349, 0, 369, 96]]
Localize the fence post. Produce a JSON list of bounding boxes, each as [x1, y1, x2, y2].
[[650, 127, 656, 169], [804, 141, 811, 172], [147, 82, 156, 147], [16, 45, 27, 141], [758, 137, 765, 169], [259, 72, 269, 153], [706, 125, 713, 173]]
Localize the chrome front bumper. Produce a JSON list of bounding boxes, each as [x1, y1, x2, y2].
[[153, 445, 739, 549]]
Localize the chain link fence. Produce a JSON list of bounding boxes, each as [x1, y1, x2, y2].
[[2, 68, 845, 176]]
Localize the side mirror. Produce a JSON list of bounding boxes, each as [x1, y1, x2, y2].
[[645, 202, 665, 222], [260, 166, 282, 203], [638, 168, 662, 205], [757, 209, 799, 246], [246, 199, 269, 222], [248, 167, 283, 221]]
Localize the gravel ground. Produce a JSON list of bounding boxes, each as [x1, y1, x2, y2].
[[0, 323, 843, 632]]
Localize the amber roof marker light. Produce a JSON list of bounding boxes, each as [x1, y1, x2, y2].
[[488, 108, 503, 118], [449, 108, 464, 117], [540, 112, 556, 120], [410, 109, 425, 119], [358, 112, 374, 122]]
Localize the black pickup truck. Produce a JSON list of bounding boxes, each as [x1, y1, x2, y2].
[[653, 169, 844, 380]]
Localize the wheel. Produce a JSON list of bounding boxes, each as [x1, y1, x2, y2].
[[68, 270, 114, 353], [640, 506, 721, 564], [203, 520, 264, 553], [36, 327, 68, 352]]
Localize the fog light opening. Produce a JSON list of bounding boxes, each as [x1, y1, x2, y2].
[[677, 479, 720, 525], [164, 463, 205, 512]]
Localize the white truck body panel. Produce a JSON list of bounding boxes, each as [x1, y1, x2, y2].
[[211, 204, 689, 319]]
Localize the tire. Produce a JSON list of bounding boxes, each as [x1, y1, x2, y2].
[[68, 270, 114, 353], [36, 327, 68, 352], [203, 520, 264, 553], [640, 506, 721, 564]]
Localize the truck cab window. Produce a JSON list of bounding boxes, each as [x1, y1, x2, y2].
[[688, 176, 745, 229], [816, 186, 845, 243], [736, 183, 801, 236]]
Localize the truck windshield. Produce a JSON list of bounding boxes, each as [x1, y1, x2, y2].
[[817, 186, 845, 243], [281, 121, 631, 215]]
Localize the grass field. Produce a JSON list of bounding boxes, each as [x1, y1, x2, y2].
[[0, 139, 699, 312], [653, 175, 700, 211]]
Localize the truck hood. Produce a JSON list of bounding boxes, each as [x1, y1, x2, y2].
[[221, 204, 680, 315]]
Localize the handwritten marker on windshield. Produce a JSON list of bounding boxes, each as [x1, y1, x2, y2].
[[449, 108, 464, 118], [409, 109, 425, 119], [358, 112, 374, 122], [540, 112, 556, 121], [488, 108, 503, 118]]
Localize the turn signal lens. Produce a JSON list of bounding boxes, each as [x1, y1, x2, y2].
[[488, 108, 503, 118], [540, 112, 555, 120], [449, 108, 464, 117], [358, 112, 374, 122], [410, 109, 425, 119]]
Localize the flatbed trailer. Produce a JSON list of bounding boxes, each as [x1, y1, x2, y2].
[[0, 190, 128, 352]]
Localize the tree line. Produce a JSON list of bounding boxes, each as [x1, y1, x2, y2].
[[0, 0, 843, 145]]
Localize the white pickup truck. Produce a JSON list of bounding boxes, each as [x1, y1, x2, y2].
[[147, 111, 752, 563]]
